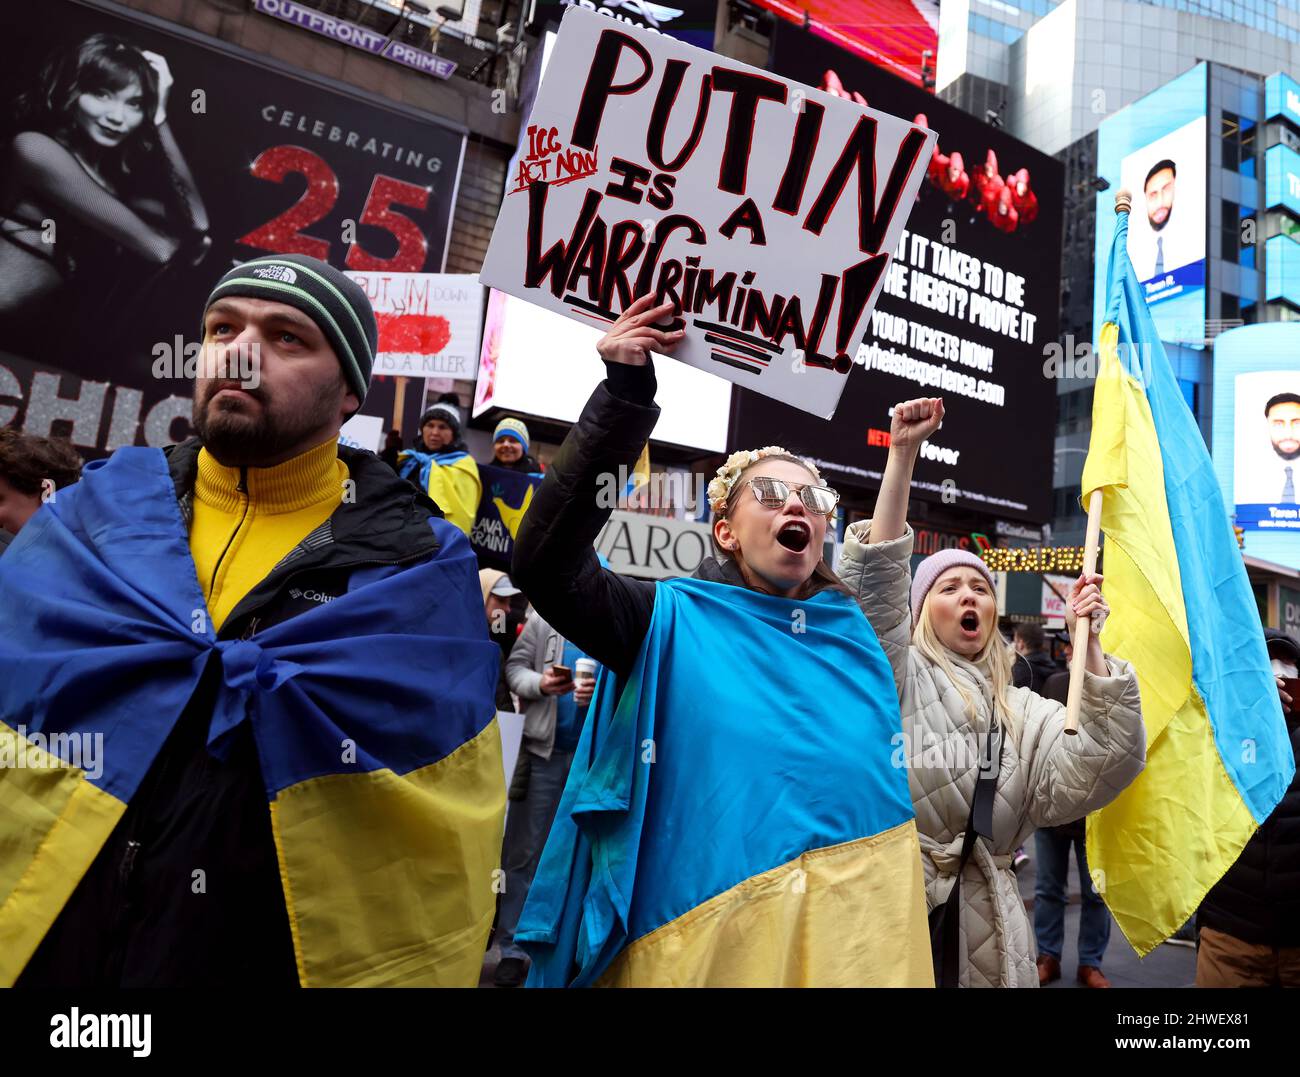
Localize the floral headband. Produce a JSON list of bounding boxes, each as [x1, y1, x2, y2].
[[706, 446, 826, 515]]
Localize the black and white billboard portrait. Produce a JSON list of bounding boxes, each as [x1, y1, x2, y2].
[[0, 34, 211, 353], [0, 0, 466, 455]]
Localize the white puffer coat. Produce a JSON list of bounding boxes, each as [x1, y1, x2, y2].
[[839, 522, 1146, 987]]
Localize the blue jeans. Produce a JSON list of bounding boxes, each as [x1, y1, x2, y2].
[[496, 748, 574, 962], [1033, 826, 1110, 967]]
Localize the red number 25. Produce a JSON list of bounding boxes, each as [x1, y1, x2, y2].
[[237, 145, 431, 271]]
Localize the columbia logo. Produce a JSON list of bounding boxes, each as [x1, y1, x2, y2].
[[290, 587, 335, 604], [252, 264, 297, 284]]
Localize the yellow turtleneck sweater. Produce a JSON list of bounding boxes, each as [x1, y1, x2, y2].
[[189, 438, 350, 632]]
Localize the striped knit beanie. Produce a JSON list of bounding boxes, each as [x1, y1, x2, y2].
[[202, 255, 378, 405], [420, 395, 463, 437], [493, 417, 530, 453]]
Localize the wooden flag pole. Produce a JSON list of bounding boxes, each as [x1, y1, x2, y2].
[[392, 375, 408, 433], [1063, 189, 1130, 735], [1064, 488, 1103, 735]]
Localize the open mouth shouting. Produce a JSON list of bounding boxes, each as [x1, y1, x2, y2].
[[959, 609, 982, 640], [775, 518, 812, 553]]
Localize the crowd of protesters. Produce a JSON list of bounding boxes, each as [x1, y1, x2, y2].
[[392, 398, 543, 538], [0, 254, 1295, 989]]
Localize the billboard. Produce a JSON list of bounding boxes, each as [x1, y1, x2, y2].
[[1094, 64, 1207, 347], [1232, 370, 1300, 531], [472, 288, 731, 451], [527, 0, 718, 50], [1266, 234, 1300, 306], [1266, 143, 1300, 219], [749, 0, 938, 88], [1265, 71, 1300, 126], [479, 8, 935, 420], [0, 0, 466, 455], [1212, 324, 1300, 568], [730, 23, 1063, 522], [253, 0, 457, 79]]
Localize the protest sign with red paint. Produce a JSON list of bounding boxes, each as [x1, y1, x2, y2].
[[478, 7, 935, 419], [346, 272, 486, 380]]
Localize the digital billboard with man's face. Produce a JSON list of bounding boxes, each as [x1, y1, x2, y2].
[[1144, 162, 1175, 233], [1095, 64, 1207, 346], [1212, 324, 1300, 568], [1121, 117, 1206, 296], [1234, 370, 1300, 532]]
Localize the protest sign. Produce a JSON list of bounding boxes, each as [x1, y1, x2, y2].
[[339, 413, 385, 453], [471, 464, 545, 570], [595, 510, 712, 580], [346, 272, 486, 379], [479, 7, 934, 419]]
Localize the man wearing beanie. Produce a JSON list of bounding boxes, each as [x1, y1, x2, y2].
[[0, 254, 505, 987], [489, 416, 542, 474], [399, 392, 482, 535]]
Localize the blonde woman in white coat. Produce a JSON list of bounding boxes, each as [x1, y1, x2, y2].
[[838, 397, 1146, 988]]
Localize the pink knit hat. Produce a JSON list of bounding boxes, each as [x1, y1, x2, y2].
[[911, 549, 996, 621]]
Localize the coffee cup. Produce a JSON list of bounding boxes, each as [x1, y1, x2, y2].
[[574, 657, 597, 682]]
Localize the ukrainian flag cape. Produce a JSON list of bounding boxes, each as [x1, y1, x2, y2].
[[0, 447, 505, 986], [1083, 209, 1296, 954], [518, 577, 932, 987], [399, 448, 482, 537]]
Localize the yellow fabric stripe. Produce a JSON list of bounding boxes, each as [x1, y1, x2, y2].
[[270, 718, 505, 987], [630, 441, 651, 493], [190, 440, 349, 631], [1087, 690, 1258, 957], [423, 455, 482, 537], [0, 722, 124, 986], [595, 819, 933, 988], [1081, 323, 1191, 747]]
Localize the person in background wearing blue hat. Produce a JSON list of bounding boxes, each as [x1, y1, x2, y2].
[[399, 392, 482, 536], [1, 254, 504, 988], [489, 416, 542, 475]]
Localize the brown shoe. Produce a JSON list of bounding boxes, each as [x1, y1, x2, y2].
[[1037, 953, 1061, 986], [1077, 964, 1111, 988]]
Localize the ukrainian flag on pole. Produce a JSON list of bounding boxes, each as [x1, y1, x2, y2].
[[1081, 198, 1296, 955]]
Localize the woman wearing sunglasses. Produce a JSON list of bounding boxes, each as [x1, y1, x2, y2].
[[838, 397, 1146, 988], [509, 294, 933, 987]]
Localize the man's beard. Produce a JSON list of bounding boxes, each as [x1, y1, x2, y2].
[[1149, 207, 1171, 232], [192, 381, 339, 466], [1273, 441, 1300, 461]]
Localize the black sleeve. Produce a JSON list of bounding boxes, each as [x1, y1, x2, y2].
[[512, 361, 659, 678]]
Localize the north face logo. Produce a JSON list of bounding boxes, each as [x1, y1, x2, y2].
[[251, 264, 297, 284]]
